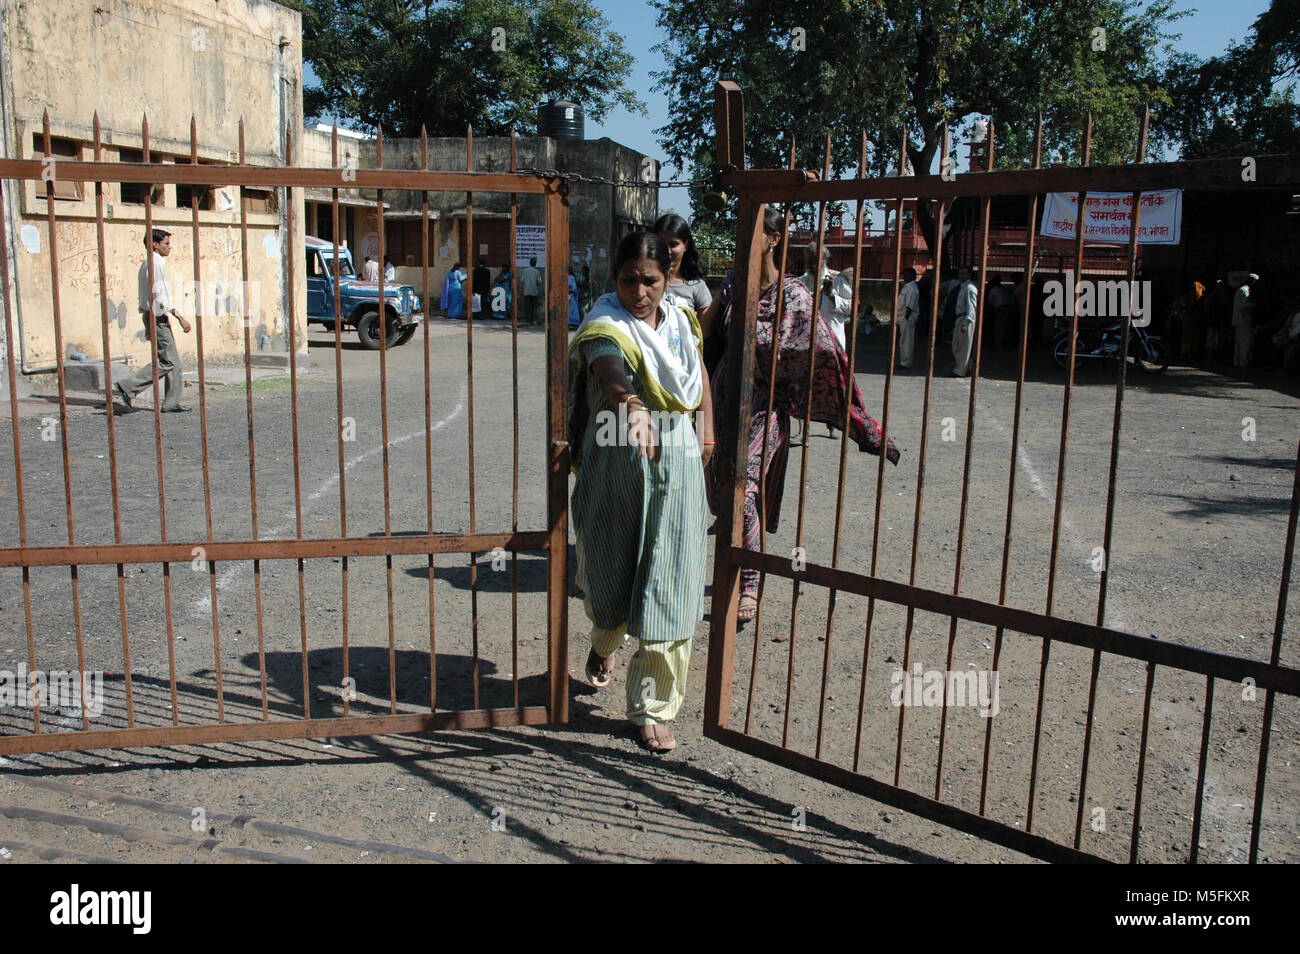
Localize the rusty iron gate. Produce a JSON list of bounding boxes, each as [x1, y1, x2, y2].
[[0, 115, 571, 756], [703, 82, 1300, 863]]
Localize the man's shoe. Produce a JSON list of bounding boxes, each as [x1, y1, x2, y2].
[[113, 383, 132, 409], [163, 406, 192, 413]]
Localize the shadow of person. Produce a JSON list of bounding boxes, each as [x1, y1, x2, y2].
[[404, 550, 557, 594]]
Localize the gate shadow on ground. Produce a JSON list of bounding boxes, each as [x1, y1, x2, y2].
[[351, 729, 947, 864], [3, 669, 946, 862], [403, 548, 564, 593], [246, 647, 553, 714], [5, 723, 946, 863]]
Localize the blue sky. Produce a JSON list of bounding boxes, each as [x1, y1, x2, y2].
[[586, 0, 1274, 184]]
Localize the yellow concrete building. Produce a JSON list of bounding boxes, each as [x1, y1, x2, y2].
[[1, 0, 306, 375]]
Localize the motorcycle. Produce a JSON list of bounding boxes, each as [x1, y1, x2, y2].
[[1052, 320, 1168, 374]]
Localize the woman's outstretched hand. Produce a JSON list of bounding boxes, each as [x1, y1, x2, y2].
[[627, 404, 660, 461]]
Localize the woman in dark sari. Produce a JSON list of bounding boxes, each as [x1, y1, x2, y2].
[[703, 208, 899, 620]]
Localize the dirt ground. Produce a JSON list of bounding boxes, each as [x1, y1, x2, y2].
[[0, 317, 1296, 863]]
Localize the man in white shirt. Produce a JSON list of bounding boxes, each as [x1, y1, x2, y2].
[[362, 255, 380, 282], [114, 229, 192, 412], [520, 257, 543, 324], [952, 266, 979, 377], [823, 268, 856, 350], [1232, 273, 1258, 368], [896, 266, 921, 368], [799, 245, 845, 340]]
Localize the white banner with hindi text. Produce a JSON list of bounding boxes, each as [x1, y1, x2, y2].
[[1040, 190, 1183, 245]]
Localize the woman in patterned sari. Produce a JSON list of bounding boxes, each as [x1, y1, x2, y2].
[[568, 231, 713, 752], [703, 208, 899, 621]]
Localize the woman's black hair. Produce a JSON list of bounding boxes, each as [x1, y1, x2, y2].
[[762, 207, 786, 238], [611, 231, 671, 279], [652, 213, 704, 281]]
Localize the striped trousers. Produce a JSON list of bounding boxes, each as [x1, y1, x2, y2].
[[590, 624, 692, 726]]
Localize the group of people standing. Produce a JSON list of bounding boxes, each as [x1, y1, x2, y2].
[[895, 266, 1001, 376], [888, 264, 1300, 380], [568, 212, 897, 752], [439, 258, 539, 321], [440, 257, 604, 326], [362, 255, 397, 283], [1166, 271, 1300, 375]]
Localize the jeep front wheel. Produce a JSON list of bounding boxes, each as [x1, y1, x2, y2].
[[356, 310, 399, 350]]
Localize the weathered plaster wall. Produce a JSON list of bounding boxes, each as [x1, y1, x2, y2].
[[556, 137, 658, 301], [2, 0, 305, 372]]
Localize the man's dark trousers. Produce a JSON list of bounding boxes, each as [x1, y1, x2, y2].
[[117, 315, 183, 411]]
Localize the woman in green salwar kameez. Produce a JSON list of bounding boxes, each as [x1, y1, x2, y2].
[[568, 232, 714, 752]]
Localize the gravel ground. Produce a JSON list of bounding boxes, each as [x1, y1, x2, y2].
[[0, 318, 1296, 863]]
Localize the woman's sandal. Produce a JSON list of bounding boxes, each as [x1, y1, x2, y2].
[[638, 724, 677, 752], [585, 649, 615, 689], [737, 595, 758, 622]]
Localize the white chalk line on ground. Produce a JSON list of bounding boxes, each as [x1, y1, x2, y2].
[[960, 379, 1131, 633], [191, 378, 468, 619]]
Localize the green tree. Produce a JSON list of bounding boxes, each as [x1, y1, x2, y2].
[[651, 0, 1181, 249], [1159, 0, 1300, 159], [285, 0, 644, 136], [1253, 0, 1299, 80]]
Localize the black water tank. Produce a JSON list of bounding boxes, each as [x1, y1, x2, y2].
[[538, 101, 584, 140]]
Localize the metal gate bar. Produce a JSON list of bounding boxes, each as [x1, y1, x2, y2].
[[734, 550, 1299, 691], [780, 136, 834, 747], [979, 115, 1044, 815], [894, 123, 949, 786], [1074, 109, 1150, 848], [851, 127, 908, 774], [742, 140, 796, 735], [705, 81, 1300, 863], [0, 111, 571, 756], [1026, 113, 1093, 833], [816, 132, 869, 760], [933, 119, 995, 798]]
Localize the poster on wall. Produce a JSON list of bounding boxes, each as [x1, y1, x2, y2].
[[1040, 190, 1183, 245], [515, 226, 546, 267]]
